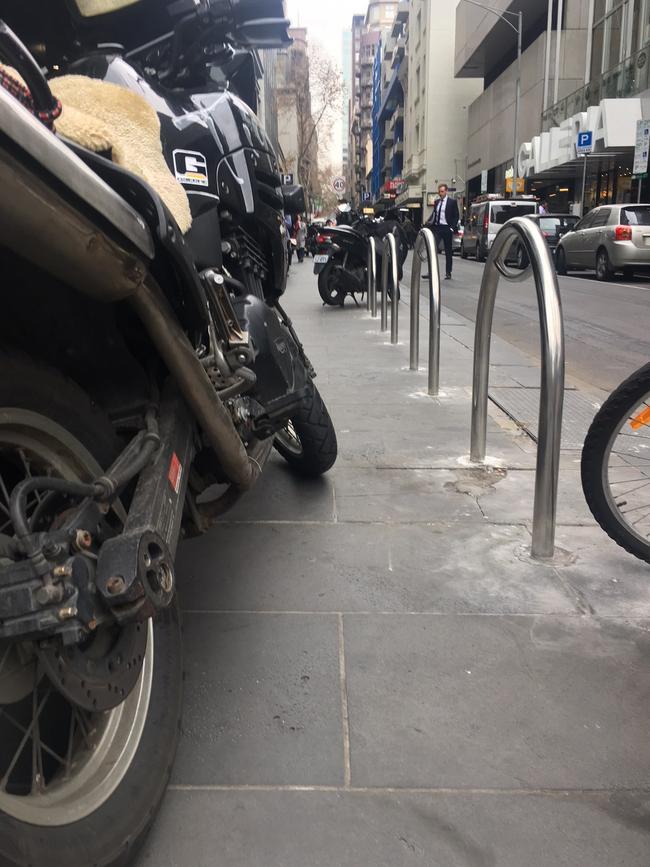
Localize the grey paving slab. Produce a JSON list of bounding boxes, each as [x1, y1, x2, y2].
[[476, 468, 596, 526], [207, 453, 335, 523], [554, 525, 650, 617], [138, 788, 650, 867], [172, 613, 343, 786], [343, 614, 650, 789], [489, 364, 570, 389], [334, 423, 537, 469], [333, 467, 483, 523], [177, 522, 577, 615], [489, 387, 600, 450]]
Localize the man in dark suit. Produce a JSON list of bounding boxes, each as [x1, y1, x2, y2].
[[426, 183, 460, 279]]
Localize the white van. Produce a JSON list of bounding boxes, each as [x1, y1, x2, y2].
[[461, 196, 538, 262]]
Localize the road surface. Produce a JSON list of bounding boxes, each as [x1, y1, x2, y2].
[[405, 254, 650, 395]]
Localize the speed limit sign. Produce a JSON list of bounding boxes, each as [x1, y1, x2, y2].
[[332, 176, 346, 195]]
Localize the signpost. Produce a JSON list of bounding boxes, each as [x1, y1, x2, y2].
[[332, 176, 346, 196], [362, 191, 372, 203], [281, 172, 294, 186], [633, 119, 650, 203], [576, 131, 594, 217]]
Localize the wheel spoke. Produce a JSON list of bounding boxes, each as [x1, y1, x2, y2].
[[0, 688, 52, 790], [0, 705, 68, 767]]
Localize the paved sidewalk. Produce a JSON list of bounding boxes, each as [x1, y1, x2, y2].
[[139, 264, 650, 866]]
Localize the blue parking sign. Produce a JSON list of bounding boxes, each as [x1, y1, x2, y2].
[[576, 131, 593, 155]]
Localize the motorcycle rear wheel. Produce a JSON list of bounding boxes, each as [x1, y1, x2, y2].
[[274, 381, 337, 477], [0, 352, 182, 867], [318, 264, 346, 306]]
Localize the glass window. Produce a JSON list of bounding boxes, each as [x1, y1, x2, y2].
[[490, 204, 537, 225], [621, 206, 650, 224], [576, 211, 596, 230], [591, 21, 605, 78], [590, 208, 611, 226], [591, 0, 639, 79], [607, 6, 624, 68]]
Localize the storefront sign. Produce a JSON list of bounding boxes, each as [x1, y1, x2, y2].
[[633, 119, 650, 176], [519, 98, 641, 177]]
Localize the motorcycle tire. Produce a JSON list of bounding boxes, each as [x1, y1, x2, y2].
[[581, 362, 650, 564], [0, 350, 183, 867], [274, 380, 337, 477], [318, 264, 346, 306]]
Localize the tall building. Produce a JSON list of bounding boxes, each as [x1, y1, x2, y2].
[[396, 0, 482, 222], [349, 14, 367, 204], [342, 28, 352, 180], [276, 28, 319, 201], [373, 2, 409, 213], [349, 1, 401, 206], [455, 0, 650, 210]]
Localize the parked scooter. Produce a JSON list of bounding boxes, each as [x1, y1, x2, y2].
[[314, 216, 408, 306], [0, 3, 336, 864]]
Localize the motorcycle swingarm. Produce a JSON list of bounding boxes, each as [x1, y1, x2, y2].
[[0, 385, 195, 643], [95, 386, 195, 623]]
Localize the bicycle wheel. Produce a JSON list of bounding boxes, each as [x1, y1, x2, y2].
[[581, 363, 650, 563]]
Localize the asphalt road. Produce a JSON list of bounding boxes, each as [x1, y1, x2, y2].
[[405, 253, 650, 395]]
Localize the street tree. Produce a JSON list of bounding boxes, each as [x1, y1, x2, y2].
[[278, 43, 344, 210]]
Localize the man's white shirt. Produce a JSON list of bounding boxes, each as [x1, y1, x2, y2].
[[435, 196, 448, 226]]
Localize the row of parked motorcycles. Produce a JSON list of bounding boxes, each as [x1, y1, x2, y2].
[[0, 1, 338, 864], [312, 213, 411, 307]]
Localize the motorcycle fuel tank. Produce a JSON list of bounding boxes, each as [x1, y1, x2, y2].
[[67, 54, 287, 293]]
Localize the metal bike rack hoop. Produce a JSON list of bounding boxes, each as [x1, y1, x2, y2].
[[409, 228, 441, 395], [381, 232, 399, 342], [367, 235, 378, 317], [470, 216, 565, 559]]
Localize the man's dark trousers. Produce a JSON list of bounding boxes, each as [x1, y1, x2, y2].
[[434, 226, 454, 277]]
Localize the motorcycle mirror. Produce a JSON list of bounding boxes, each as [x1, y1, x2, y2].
[[282, 185, 306, 215]]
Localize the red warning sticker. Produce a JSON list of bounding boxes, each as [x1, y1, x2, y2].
[[168, 452, 182, 494]]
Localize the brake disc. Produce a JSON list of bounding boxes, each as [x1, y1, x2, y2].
[[38, 620, 148, 712]]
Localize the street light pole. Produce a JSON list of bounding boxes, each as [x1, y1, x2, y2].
[[461, 0, 522, 193]]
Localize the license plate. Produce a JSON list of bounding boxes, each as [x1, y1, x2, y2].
[[314, 255, 329, 264]]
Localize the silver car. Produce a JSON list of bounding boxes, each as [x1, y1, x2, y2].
[[555, 204, 650, 281]]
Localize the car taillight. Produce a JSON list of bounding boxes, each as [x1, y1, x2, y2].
[[483, 213, 488, 231], [615, 225, 632, 241], [316, 234, 326, 243]]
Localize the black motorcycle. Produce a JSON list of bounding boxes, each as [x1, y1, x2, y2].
[[314, 218, 408, 306], [0, 2, 336, 863]]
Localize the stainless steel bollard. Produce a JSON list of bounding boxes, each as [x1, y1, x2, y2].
[[409, 228, 441, 395], [368, 236, 377, 317], [470, 217, 565, 559], [381, 234, 399, 342]]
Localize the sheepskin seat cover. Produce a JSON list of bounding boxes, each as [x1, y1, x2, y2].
[[50, 74, 192, 233]]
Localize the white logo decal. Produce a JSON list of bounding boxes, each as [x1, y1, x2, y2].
[[173, 149, 209, 187]]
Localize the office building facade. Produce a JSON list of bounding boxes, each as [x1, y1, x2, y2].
[[455, 0, 650, 211]]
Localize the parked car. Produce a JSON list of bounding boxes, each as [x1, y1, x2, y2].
[[461, 195, 538, 261], [555, 204, 650, 281], [507, 214, 580, 268], [453, 223, 464, 255]]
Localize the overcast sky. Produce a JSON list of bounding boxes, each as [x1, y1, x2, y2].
[[285, 0, 370, 173]]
